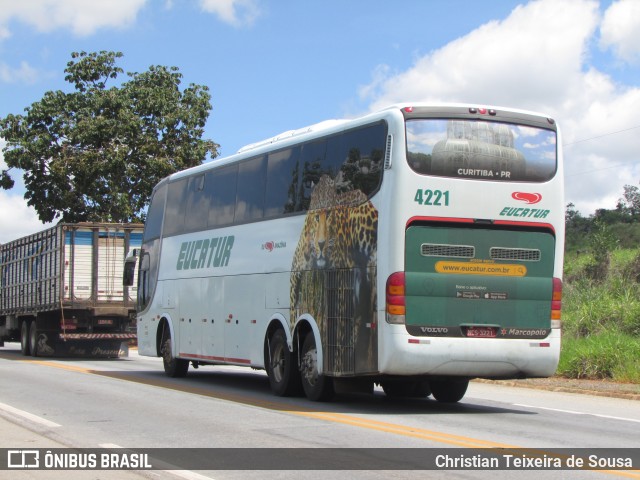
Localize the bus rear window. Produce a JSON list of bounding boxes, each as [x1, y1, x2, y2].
[[405, 119, 557, 182]]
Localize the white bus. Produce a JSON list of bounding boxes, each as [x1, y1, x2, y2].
[[128, 103, 564, 402]]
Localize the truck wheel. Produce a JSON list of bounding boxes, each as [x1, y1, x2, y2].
[[161, 333, 188, 377], [28, 321, 39, 357], [429, 378, 469, 403], [300, 333, 334, 402], [20, 321, 31, 356], [265, 329, 301, 396]]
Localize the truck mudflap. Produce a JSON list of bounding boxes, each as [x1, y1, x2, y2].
[[405, 224, 555, 338], [32, 332, 132, 358]]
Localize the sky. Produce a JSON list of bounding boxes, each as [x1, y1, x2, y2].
[[1, 0, 639, 243]]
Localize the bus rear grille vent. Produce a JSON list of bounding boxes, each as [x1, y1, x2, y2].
[[421, 243, 475, 258], [490, 247, 541, 262]]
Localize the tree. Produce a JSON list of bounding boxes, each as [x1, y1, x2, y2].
[[618, 184, 640, 221], [0, 51, 218, 223]]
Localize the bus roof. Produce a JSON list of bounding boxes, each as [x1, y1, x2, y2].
[[166, 102, 555, 183]]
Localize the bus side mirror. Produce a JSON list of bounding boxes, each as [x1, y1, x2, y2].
[[123, 248, 139, 287]]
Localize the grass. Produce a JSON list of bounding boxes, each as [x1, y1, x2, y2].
[[560, 248, 640, 382], [557, 332, 640, 383]]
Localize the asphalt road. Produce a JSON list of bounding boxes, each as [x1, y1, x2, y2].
[[0, 343, 639, 480]]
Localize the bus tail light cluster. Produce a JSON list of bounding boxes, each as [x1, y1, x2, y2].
[[551, 277, 562, 329], [386, 272, 405, 324]]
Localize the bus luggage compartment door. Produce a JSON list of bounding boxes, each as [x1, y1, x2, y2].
[[404, 224, 555, 339]]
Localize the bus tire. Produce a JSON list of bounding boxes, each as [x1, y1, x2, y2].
[[265, 329, 301, 397], [20, 320, 31, 356], [28, 321, 39, 357], [161, 332, 189, 378], [429, 378, 469, 403], [300, 333, 334, 402]]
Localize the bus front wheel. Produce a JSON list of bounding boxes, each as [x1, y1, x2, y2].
[[161, 332, 189, 378], [300, 334, 334, 402], [429, 378, 469, 403], [265, 329, 301, 396]]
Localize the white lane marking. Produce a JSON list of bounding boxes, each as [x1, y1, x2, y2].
[[167, 471, 216, 480], [99, 444, 215, 480], [0, 401, 61, 428], [514, 404, 640, 423]]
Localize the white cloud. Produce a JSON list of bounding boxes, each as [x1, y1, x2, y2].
[[600, 0, 640, 65], [198, 0, 260, 27], [0, 0, 147, 37], [0, 60, 39, 84], [0, 143, 52, 243], [360, 0, 600, 113], [0, 191, 53, 243], [358, 0, 640, 215]]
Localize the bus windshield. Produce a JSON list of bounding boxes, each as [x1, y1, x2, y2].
[[406, 119, 557, 182]]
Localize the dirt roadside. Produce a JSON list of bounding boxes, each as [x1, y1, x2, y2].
[[475, 377, 640, 400]]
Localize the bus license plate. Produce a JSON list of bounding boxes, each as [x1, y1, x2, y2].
[[466, 326, 497, 338]]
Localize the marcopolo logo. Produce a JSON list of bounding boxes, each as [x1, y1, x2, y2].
[[176, 235, 234, 271]]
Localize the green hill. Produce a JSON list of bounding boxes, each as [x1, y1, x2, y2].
[[561, 214, 640, 383]]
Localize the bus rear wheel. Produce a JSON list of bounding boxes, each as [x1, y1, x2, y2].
[[265, 329, 301, 396], [429, 378, 469, 403], [300, 334, 334, 402], [161, 332, 189, 378]]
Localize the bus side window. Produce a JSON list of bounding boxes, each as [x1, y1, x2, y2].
[[265, 146, 301, 217], [327, 122, 386, 196], [185, 174, 208, 232], [299, 139, 327, 211], [163, 178, 188, 237], [144, 181, 167, 241], [235, 155, 266, 223], [207, 164, 238, 228]]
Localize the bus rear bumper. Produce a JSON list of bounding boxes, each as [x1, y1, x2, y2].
[[378, 326, 561, 379]]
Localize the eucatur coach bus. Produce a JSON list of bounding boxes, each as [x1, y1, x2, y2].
[[126, 103, 564, 402]]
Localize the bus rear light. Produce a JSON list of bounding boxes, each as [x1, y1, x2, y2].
[[387, 304, 405, 316], [551, 277, 562, 328], [386, 272, 406, 324], [469, 107, 497, 116]]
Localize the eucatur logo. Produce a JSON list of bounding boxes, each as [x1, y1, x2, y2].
[[512, 192, 542, 204]]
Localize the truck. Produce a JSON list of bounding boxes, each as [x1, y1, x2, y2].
[[0, 223, 143, 357]]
